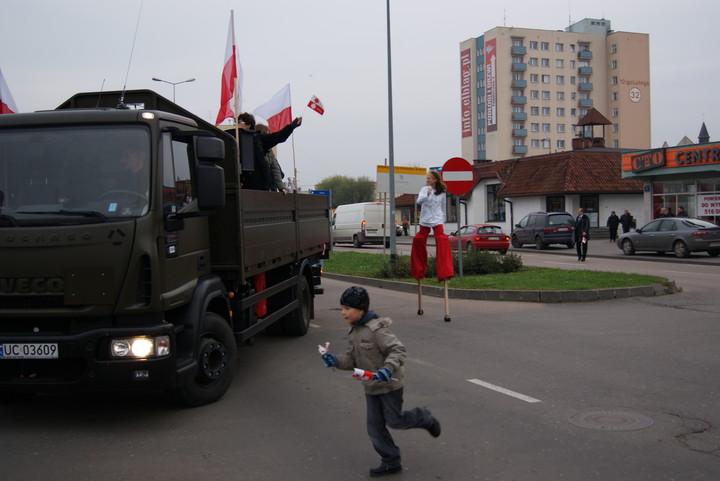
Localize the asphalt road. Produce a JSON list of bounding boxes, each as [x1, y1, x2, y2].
[[1, 252, 718, 481]]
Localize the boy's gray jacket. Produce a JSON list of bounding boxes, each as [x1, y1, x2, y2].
[[336, 317, 406, 395]]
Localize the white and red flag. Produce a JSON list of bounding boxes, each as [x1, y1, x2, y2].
[[215, 10, 242, 125], [0, 69, 18, 114], [253, 84, 291, 132], [307, 95, 324, 115]]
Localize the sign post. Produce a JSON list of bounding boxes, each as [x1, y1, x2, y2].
[[442, 157, 474, 280]]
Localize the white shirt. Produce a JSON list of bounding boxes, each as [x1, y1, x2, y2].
[[417, 186, 446, 227]]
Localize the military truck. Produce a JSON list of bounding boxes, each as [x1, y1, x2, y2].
[[0, 90, 331, 405]]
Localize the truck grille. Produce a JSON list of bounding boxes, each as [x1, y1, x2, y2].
[[0, 295, 65, 309], [0, 359, 85, 383]]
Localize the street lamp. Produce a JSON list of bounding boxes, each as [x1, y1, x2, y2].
[[151, 77, 195, 103], [385, 0, 397, 259]]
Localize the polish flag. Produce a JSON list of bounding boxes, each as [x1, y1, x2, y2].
[[0, 69, 18, 114], [307, 95, 324, 115], [215, 11, 242, 125], [253, 84, 291, 132]]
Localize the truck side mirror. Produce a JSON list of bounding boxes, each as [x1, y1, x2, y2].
[[197, 162, 225, 210], [196, 136, 225, 162]]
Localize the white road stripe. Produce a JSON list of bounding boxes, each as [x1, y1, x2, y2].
[[309, 323, 322, 328], [467, 378, 542, 403]]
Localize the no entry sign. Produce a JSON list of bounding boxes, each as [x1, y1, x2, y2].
[[442, 157, 474, 195]]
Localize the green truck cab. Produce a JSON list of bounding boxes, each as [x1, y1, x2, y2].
[[0, 90, 331, 405]]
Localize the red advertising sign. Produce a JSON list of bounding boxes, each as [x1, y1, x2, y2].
[[442, 157, 474, 195], [460, 48, 472, 138]]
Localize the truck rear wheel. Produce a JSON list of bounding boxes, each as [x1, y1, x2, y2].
[[171, 312, 237, 407], [267, 276, 312, 336]]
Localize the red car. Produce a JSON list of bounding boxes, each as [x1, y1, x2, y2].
[[448, 224, 510, 254]]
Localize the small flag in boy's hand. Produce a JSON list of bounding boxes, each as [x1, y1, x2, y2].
[[318, 342, 330, 355], [307, 95, 324, 115]]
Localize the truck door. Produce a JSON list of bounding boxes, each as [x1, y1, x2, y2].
[[160, 131, 211, 304]]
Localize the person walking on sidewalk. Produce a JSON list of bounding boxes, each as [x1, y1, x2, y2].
[[620, 209, 634, 234], [321, 286, 441, 477], [574, 208, 590, 261], [606, 211, 620, 242]]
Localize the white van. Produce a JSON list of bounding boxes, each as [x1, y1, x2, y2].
[[332, 202, 400, 247]]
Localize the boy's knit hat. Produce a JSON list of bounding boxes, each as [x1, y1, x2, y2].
[[340, 286, 370, 312]]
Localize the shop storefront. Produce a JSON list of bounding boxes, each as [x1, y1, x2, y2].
[[622, 142, 720, 223]]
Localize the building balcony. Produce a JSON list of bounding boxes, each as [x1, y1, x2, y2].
[[578, 83, 593, 91], [511, 96, 527, 105], [512, 112, 528, 121], [511, 62, 527, 72], [512, 145, 528, 154], [578, 66, 593, 75], [511, 79, 527, 88], [579, 98, 594, 107], [511, 45, 527, 55], [512, 129, 528, 137], [578, 50, 593, 60]]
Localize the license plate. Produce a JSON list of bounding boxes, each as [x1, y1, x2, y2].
[[557, 227, 570, 232], [0, 343, 59, 359], [488, 236, 500, 240]]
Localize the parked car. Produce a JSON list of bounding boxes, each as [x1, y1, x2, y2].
[[511, 212, 575, 250], [449, 224, 510, 254], [617, 217, 720, 258]]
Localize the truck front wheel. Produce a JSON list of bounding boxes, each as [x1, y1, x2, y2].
[[171, 312, 237, 407]]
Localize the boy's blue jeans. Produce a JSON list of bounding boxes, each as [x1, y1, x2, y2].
[[365, 388, 434, 467]]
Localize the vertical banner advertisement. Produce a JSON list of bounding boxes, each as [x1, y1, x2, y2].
[[485, 38, 497, 132], [460, 49, 472, 139]]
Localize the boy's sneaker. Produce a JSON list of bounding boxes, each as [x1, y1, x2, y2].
[[427, 417, 441, 438], [369, 465, 402, 477]]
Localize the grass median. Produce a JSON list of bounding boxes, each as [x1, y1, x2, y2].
[[323, 251, 669, 290]]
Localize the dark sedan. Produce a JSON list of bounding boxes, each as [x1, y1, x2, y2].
[[617, 217, 720, 258], [449, 224, 510, 254]]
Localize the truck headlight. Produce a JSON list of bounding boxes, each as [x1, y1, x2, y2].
[[110, 336, 171, 359]]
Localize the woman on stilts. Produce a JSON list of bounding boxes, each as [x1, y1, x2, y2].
[[411, 171, 454, 319]]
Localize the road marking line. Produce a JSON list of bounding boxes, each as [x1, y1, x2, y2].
[[309, 323, 322, 328], [467, 379, 542, 403]]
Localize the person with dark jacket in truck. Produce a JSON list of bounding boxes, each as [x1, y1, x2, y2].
[[236, 112, 301, 191]]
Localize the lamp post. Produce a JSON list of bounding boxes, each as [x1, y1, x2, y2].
[[385, 0, 397, 260], [151, 77, 195, 103]]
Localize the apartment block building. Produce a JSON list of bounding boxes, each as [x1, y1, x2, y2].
[[460, 18, 650, 161]]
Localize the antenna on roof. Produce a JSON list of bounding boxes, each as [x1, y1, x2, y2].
[[95, 78, 106, 108], [118, 0, 145, 108]]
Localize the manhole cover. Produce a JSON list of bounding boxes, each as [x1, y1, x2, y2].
[[568, 410, 654, 431]]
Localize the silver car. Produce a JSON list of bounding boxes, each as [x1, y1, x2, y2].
[[617, 218, 720, 258]]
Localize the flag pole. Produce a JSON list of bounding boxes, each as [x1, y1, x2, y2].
[[291, 134, 297, 193]]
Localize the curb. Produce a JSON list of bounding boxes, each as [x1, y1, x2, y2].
[[323, 273, 678, 303]]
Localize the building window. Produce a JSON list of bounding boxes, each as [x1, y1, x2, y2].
[[570, 108, 577, 116], [542, 123, 551, 132], [513, 138, 525, 146], [512, 38, 523, 47], [512, 56, 524, 64], [556, 75, 565, 85], [612, 91, 618, 101], [529, 57, 538, 67], [612, 124, 619, 133], [580, 108, 589, 117], [487, 184, 506, 222], [570, 76, 576, 85], [530, 90, 539, 99], [611, 76, 618, 85], [542, 107, 551, 116], [547, 196, 565, 212], [610, 60, 617, 69], [557, 91, 565, 101], [542, 74, 551, 83], [512, 122, 523, 130], [542, 90, 551, 100], [541, 58, 550, 67], [557, 108, 565, 116], [556, 43, 564, 52], [557, 124, 565, 133], [613, 140, 619, 148], [529, 41, 538, 50], [542, 138, 551, 149], [541, 42, 549, 51], [531, 106, 539, 115], [512, 89, 524, 97], [531, 139, 540, 148], [569, 44, 576, 53], [610, 44, 617, 54], [570, 92, 576, 100], [531, 123, 539, 132], [557, 140, 566, 149], [512, 72, 523, 81], [612, 108, 619, 117], [570, 60, 576, 69], [556, 59, 564, 68], [530, 73, 539, 83]]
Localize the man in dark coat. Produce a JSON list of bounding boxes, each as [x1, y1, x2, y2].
[[574, 208, 590, 261], [236, 112, 302, 191], [606, 211, 620, 242], [620, 209, 633, 234]]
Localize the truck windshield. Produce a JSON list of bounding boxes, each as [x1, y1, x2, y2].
[[0, 125, 151, 224]]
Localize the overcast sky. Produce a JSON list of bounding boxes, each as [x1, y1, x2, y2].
[[2, 0, 718, 190]]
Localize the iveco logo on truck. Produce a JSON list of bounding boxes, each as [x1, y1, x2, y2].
[[0, 277, 64, 294]]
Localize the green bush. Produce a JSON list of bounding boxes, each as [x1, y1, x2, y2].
[[376, 250, 523, 279]]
